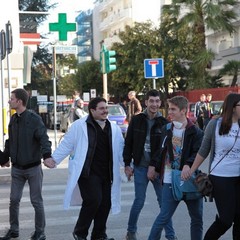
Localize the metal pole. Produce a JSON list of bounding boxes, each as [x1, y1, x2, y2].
[[52, 46, 57, 148], [7, 53, 11, 102], [153, 78, 156, 89], [1, 59, 5, 147], [103, 73, 108, 101]]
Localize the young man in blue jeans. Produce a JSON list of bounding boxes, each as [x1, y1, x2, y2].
[[123, 90, 177, 240], [148, 96, 203, 240]]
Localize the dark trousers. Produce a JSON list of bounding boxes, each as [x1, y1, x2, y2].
[[74, 173, 112, 239], [204, 175, 240, 240], [196, 116, 203, 130], [10, 165, 45, 233]]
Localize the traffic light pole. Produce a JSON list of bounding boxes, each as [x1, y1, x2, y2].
[[103, 73, 108, 101], [100, 45, 116, 101]]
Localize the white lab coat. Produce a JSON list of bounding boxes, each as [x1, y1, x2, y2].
[[52, 115, 124, 214]]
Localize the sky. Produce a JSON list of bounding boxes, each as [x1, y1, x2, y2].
[[38, 0, 94, 41]]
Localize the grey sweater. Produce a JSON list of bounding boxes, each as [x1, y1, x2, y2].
[[198, 118, 218, 172]]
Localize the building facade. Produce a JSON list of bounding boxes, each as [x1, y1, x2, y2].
[[75, 10, 93, 63], [92, 0, 161, 60]]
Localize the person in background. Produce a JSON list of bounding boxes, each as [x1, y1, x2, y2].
[[194, 94, 207, 130], [183, 93, 240, 240], [73, 90, 81, 107], [0, 88, 52, 240], [203, 93, 213, 130], [74, 99, 88, 121], [44, 97, 124, 240], [127, 91, 142, 122], [148, 96, 203, 240], [123, 90, 177, 240], [120, 99, 128, 115], [69, 90, 81, 123]]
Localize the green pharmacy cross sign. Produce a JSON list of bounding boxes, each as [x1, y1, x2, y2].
[[49, 13, 76, 41]]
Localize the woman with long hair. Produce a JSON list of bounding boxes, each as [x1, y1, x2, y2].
[[182, 93, 240, 240]]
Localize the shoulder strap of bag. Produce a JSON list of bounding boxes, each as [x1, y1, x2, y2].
[[166, 123, 175, 164], [210, 122, 240, 173]]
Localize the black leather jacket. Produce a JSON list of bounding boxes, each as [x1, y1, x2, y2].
[[4, 110, 52, 168], [123, 112, 169, 167]]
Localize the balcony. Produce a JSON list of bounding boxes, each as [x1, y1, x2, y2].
[[99, 8, 131, 31]]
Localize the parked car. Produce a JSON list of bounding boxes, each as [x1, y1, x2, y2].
[[211, 100, 223, 116], [60, 103, 128, 136], [108, 104, 129, 137], [48, 103, 71, 130], [60, 103, 88, 133]]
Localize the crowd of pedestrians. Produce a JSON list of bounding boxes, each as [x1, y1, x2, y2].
[[0, 88, 239, 240]]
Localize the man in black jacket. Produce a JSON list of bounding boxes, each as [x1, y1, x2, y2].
[[0, 88, 52, 240], [123, 90, 176, 240]]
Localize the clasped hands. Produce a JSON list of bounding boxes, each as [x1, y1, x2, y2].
[[44, 158, 56, 168]]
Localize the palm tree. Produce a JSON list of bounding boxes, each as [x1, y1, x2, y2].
[[219, 60, 240, 87], [162, 0, 239, 88]]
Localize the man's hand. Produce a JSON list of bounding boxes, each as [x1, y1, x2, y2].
[[1, 160, 10, 168], [124, 166, 134, 181], [44, 158, 56, 168], [147, 166, 157, 181], [181, 165, 191, 180]]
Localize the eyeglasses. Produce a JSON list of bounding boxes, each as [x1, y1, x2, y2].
[[235, 104, 240, 107]]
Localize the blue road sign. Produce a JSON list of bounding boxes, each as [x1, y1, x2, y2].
[[144, 58, 164, 78]]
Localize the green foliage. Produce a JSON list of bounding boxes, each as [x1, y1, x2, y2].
[[57, 54, 78, 70], [219, 60, 240, 86], [26, 45, 53, 95], [162, 0, 238, 89], [111, 21, 160, 97], [20, 0, 57, 95], [19, 0, 57, 33], [206, 74, 225, 88], [74, 60, 102, 96]]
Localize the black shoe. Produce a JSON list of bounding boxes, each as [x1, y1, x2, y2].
[[72, 232, 87, 240], [0, 229, 19, 240], [28, 231, 46, 240], [93, 237, 114, 240]]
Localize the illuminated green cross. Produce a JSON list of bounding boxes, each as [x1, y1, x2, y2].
[[49, 13, 76, 41]]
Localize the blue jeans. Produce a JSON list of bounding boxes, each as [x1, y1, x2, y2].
[[127, 166, 175, 239], [148, 183, 203, 240]]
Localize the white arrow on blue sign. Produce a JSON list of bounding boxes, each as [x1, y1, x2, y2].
[[144, 58, 164, 78]]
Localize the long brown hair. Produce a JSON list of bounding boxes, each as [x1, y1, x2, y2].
[[220, 93, 240, 135]]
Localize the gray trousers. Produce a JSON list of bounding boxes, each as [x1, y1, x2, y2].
[[9, 165, 45, 233]]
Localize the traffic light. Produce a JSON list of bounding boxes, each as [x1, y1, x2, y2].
[[100, 47, 107, 74], [106, 50, 116, 73], [0, 30, 6, 60], [6, 21, 13, 54]]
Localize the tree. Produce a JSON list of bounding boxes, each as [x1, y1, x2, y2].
[[162, 0, 238, 88], [20, 0, 57, 95], [111, 22, 160, 97], [19, 0, 57, 33], [26, 45, 53, 96], [219, 60, 240, 87], [73, 60, 102, 97]]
